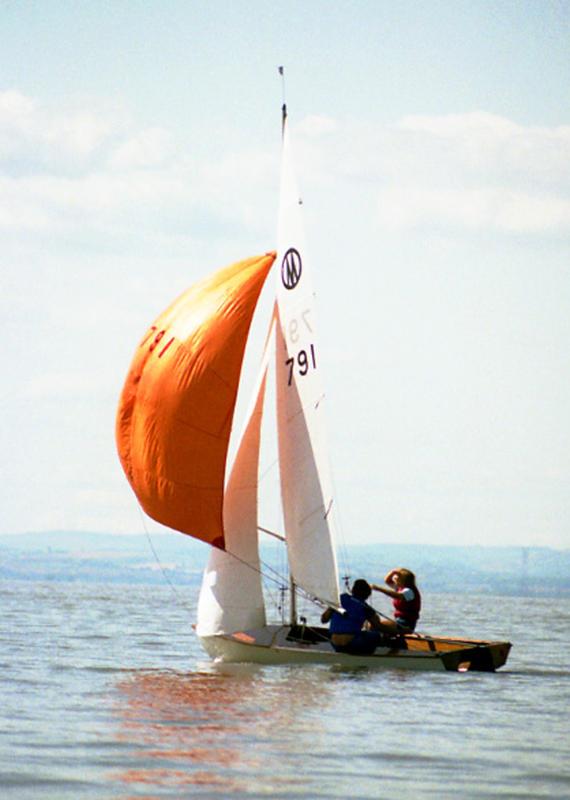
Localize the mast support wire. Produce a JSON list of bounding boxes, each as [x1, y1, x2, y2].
[[139, 509, 192, 611], [223, 542, 332, 611]]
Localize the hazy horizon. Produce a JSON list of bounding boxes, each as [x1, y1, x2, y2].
[[1, 528, 568, 554]]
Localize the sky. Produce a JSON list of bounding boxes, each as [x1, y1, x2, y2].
[[1, 1, 569, 550]]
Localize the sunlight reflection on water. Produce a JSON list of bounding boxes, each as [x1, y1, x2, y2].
[[113, 664, 337, 795]]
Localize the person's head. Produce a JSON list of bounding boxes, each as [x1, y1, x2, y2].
[[395, 568, 416, 588], [351, 579, 372, 600]]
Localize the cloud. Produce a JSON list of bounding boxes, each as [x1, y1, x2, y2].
[[395, 111, 570, 191], [0, 89, 117, 166], [108, 127, 174, 170], [294, 110, 570, 236], [0, 91, 190, 239], [1, 92, 568, 247], [376, 185, 570, 235], [0, 90, 278, 247], [297, 114, 338, 137]]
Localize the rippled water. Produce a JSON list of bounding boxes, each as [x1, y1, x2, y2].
[[1, 581, 569, 799]]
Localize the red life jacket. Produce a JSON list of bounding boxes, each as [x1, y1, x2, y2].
[[393, 586, 421, 626]]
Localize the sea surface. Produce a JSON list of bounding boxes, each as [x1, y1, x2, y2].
[[1, 580, 569, 799]]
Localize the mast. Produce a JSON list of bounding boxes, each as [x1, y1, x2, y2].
[[279, 65, 287, 135], [289, 577, 297, 625], [279, 66, 297, 627], [275, 65, 340, 611]]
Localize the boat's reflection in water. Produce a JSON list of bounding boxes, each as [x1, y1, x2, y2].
[[113, 663, 334, 794]]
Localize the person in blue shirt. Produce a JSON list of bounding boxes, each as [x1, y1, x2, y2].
[[321, 579, 385, 655]]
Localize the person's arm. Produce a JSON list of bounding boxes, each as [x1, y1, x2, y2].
[[370, 582, 400, 599], [367, 611, 384, 631], [321, 607, 333, 624]]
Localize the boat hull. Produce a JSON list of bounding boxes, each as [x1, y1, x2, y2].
[[199, 625, 511, 672]]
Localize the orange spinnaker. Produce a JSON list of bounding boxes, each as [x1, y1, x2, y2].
[[116, 252, 276, 549]]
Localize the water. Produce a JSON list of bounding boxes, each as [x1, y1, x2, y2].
[[1, 581, 569, 799]]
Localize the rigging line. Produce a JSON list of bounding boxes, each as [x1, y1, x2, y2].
[[258, 525, 285, 542], [257, 524, 338, 612], [254, 527, 289, 583], [259, 456, 279, 483], [242, 545, 291, 591], [207, 528, 290, 588], [326, 460, 352, 585], [259, 555, 290, 587], [138, 509, 193, 612], [221, 544, 288, 591], [221, 541, 332, 612]]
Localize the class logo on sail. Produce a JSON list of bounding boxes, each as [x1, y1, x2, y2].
[[281, 248, 302, 290]]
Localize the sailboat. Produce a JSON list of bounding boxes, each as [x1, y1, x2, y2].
[[116, 100, 511, 672]]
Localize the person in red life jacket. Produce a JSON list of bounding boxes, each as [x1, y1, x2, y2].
[[321, 579, 386, 655], [371, 568, 421, 633]]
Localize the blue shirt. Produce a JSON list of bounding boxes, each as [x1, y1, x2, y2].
[[329, 593, 376, 635]]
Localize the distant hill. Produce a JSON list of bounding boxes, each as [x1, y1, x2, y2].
[[345, 542, 569, 596], [0, 530, 208, 586], [0, 530, 568, 596]]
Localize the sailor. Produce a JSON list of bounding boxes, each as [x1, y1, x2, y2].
[[321, 579, 385, 655], [371, 568, 421, 633]]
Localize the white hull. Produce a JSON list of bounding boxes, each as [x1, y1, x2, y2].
[[199, 625, 511, 672]]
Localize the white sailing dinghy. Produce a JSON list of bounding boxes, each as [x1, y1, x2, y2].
[[116, 103, 511, 672]]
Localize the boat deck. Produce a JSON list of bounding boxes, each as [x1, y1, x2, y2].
[[199, 625, 512, 672]]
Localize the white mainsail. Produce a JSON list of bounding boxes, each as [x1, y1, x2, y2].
[[275, 115, 340, 608]]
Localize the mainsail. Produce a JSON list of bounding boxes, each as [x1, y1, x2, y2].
[[116, 252, 275, 549], [275, 116, 340, 608]]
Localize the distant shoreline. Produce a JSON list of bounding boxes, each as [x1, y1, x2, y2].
[[1, 531, 568, 596]]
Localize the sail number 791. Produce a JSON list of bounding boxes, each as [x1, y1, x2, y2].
[[285, 344, 317, 386], [139, 325, 175, 359]]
